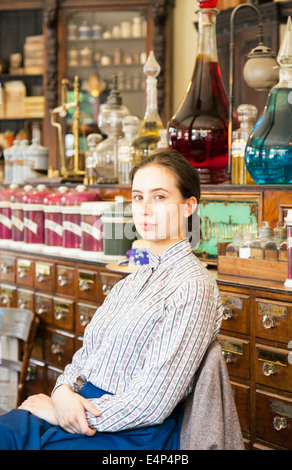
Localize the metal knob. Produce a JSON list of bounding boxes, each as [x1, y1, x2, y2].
[[273, 416, 287, 431], [222, 306, 233, 320], [222, 350, 234, 364], [79, 280, 90, 291], [262, 361, 276, 376], [262, 314, 276, 329], [57, 274, 68, 287]]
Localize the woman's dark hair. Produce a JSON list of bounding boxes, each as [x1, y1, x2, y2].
[[130, 150, 201, 245]]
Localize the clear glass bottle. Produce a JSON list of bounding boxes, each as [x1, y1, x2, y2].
[[226, 232, 243, 258], [96, 77, 129, 183], [264, 222, 287, 261], [117, 115, 140, 185], [168, 0, 235, 184], [245, 17, 292, 184], [239, 233, 255, 259], [250, 221, 273, 260], [3, 144, 13, 184], [131, 51, 163, 165], [231, 104, 257, 185], [84, 133, 103, 185]]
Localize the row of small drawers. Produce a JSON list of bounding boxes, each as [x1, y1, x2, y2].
[[0, 254, 122, 303], [220, 289, 292, 346], [0, 283, 99, 334]]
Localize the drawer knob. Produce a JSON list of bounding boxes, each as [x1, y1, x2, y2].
[[262, 314, 275, 329], [80, 314, 90, 326], [54, 309, 66, 320], [51, 343, 63, 361], [222, 350, 234, 363], [18, 300, 27, 309], [57, 274, 68, 287], [36, 305, 48, 315], [273, 416, 287, 431], [35, 272, 47, 283], [0, 295, 8, 305], [18, 267, 27, 278], [262, 361, 276, 376], [102, 283, 112, 295], [1, 263, 10, 274], [79, 280, 90, 291], [222, 306, 233, 320]]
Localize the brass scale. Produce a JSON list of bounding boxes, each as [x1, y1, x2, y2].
[[50, 75, 85, 180]]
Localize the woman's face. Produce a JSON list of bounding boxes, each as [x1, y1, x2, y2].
[[131, 165, 196, 251]]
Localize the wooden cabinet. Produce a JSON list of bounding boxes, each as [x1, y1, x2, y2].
[[216, 274, 292, 450]]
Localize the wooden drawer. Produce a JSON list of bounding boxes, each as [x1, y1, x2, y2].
[[231, 381, 250, 435], [44, 328, 75, 368], [218, 334, 250, 380], [17, 288, 34, 311], [99, 272, 123, 301], [56, 265, 75, 296], [25, 359, 46, 396], [0, 283, 16, 307], [53, 297, 74, 331], [255, 389, 292, 449], [255, 298, 292, 345], [35, 293, 53, 324], [0, 255, 15, 283], [76, 302, 97, 334], [16, 258, 34, 287], [255, 343, 292, 393], [219, 290, 250, 335], [77, 269, 98, 303], [34, 261, 54, 292], [47, 365, 63, 393]]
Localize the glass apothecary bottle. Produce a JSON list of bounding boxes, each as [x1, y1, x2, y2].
[[245, 17, 292, 184], [226, 232, 243, 258], [168, 0, 233, 184], [250, 221, 273, 260], [95, 78, 129, 183], [117, 115, 140, 185], [131, 51, 163, 165], [231, 104, 257, 185], [239, 233, 255, 259], [264, 222, 287, 261]]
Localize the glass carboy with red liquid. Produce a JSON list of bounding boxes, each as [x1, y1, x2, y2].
[[168, 0, 230, 184]]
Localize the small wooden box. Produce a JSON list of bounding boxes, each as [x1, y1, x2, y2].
[[218, 256, 288, 282]]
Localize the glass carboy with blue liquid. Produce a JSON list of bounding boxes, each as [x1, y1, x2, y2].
[[245, 17, 292, 184]]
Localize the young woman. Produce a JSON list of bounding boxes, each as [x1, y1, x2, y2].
[[0, 150, 223, 450]]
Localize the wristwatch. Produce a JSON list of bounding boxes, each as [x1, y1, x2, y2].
[[72, 374, 86, 392]]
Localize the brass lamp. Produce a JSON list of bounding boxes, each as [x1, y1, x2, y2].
[[227, 3, 279, 181]]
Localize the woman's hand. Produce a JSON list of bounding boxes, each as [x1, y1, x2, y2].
[[18, 394, 58, 425], [51, 384, 101, 436]]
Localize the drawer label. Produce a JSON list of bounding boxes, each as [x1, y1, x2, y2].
[[257, 301, 288, 319], [258, 349, 288, 367], [218, 337, 244, 355], [220, 295, 243, 310], [269, 399, 292, 419]]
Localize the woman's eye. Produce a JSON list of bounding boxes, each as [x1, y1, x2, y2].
[[155, 195, 164, 200], [133, 195, 142, 201]]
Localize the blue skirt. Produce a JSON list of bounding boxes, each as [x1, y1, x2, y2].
[[0, 382, 183, 450]]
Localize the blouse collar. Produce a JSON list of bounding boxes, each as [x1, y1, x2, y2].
[[148, 238, 192, 270]]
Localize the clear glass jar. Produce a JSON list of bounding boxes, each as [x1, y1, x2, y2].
[[250, 221, 273, 259], [226, 232, 243, 258], [239, 233, 255, 259], [264, 223, 287, 261]]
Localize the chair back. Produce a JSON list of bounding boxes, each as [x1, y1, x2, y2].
[[0, 308, 39, 413]]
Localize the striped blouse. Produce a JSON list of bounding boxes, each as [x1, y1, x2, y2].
[[53, 238, 223, 433]]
